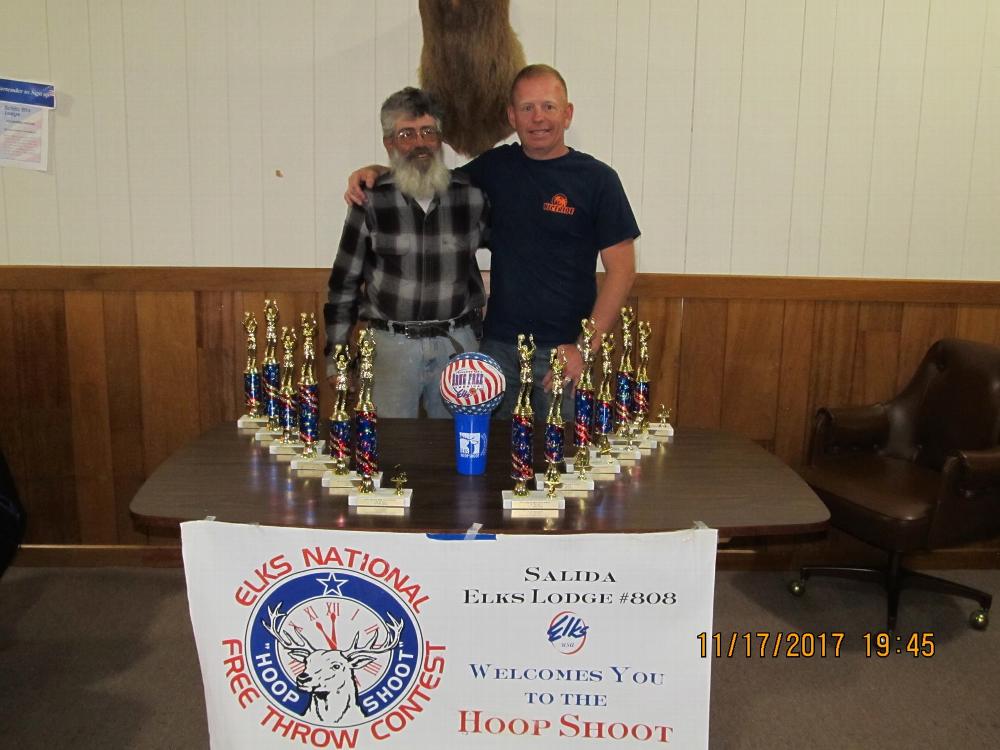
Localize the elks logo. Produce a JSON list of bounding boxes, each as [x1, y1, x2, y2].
[[225, 547, 446, 747], [547, 610, 589, 655], [543, 193, 576, 215]]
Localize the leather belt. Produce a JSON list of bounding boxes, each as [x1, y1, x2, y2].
[[367, 309, 480, 340]]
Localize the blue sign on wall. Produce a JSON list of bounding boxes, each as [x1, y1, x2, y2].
[[0, 78, 55, 109]]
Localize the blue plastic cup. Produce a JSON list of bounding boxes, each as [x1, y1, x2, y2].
[[454, 412, 490, 475]]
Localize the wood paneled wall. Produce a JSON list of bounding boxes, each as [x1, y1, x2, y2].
[[3, 267, 1000, 566]]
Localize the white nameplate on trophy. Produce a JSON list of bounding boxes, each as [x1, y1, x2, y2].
[[609, 436, 659, 450], [350, 505, 407, 517], [269, 440, 326, 455], [566, 458, 621, 475], [504, 508, 561, 520], [648, 422, 674, 437], [534, 474, 595, 491], [348, 489, 412, 508], [501, 491, 566, 510], [254, 427, 283, 442], [322, 471, 382, 489], [291, 454, 343, 471], [237, 415, 269, 428]]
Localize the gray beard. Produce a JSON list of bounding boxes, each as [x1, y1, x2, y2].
[[390, 151, 450, 200]]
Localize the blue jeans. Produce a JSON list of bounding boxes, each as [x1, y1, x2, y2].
[[479, 338, 574, 422], [372, 326, 479, 418]]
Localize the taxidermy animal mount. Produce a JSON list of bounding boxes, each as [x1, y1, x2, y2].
[[418, 0, 527, 157]]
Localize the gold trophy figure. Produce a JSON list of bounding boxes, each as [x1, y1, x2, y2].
[[354, 328, 379, 494], [297, 313, 321, 459], [391, 465, 408, 496], [615, 306, 636, 435], [240, 312, 264, 425], [542, 347, 568, 495], [277, 326, 298, 444], [596, 333, 616, 460], [511, 334, 536, 496], [262, 299, 282, 432]]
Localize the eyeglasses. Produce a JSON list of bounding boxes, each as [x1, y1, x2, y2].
[[395, 126, 441, 143]]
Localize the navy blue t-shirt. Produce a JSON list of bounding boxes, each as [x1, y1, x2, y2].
[[459, 144, 640, 346]]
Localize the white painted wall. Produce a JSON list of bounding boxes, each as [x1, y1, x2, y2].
[[0, 0, 997, 279]]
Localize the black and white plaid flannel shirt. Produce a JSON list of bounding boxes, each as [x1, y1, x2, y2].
[[324, 171, 489, 368]]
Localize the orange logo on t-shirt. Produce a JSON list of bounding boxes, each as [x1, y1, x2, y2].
[[543, 193, 576, 215]]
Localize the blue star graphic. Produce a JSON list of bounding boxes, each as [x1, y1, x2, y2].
[[316, 572, 348, 596]]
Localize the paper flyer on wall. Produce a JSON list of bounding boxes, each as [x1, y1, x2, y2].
[[0, 77, 55, 171], [182, 521, 716, 749]]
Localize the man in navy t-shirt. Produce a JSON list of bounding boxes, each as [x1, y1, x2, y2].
[[347, 64, 640, 419]]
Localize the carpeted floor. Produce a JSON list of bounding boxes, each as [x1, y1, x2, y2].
[[1, 566, 998, 749]]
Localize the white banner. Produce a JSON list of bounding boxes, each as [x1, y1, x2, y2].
[[182, 521, 716, 749]]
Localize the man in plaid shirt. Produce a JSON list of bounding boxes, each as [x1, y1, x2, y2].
[[324, 87, 489, 418]]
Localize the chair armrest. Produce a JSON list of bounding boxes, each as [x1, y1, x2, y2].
[[944, 448, 1000, 496], [809, 404, 889, 463]]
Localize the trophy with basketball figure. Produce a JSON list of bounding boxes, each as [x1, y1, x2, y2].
[[535, 345, 594, 495], [255, 299, 284, 441], [348, 329, 406, 507], [238, 312, 267, 429]]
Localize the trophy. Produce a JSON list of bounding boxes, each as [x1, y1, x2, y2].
[[348, 330, 411, 508], [238, 313, 267, 428], [572, 319, 596, 477], [255, 299, 284, 441], [440, 352, 506, 475], [352, 329, 380, 494], [542, 348, 567, 490], [297, 313, 322, 460], [327, 343, 352, 475], [648, 403, 675, 439], [503, 335, 565, 510], [614, 306, 635, 435], [271, 326, 300, 451]]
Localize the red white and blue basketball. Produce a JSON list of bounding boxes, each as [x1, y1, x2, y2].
[[440, 352, 506, 415]]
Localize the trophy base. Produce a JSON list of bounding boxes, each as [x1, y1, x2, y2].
[[291, 454, 342, 471], [269, 440, 327, 455], [566, 458, 621, 475], [648, 422, 675, 437], [237, 415, 269, 428], [348, 488, 412, 508], [501, 490, 566, 510], [642, 430, 673, 443], [254, 427, 284, 442], [609, 435, 659, 450], [322, 471, 383, 489], [591, 446, 640, 463], [534, 474, 595, 492]]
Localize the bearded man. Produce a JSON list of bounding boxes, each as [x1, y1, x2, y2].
[[324, 87, 489, 418]]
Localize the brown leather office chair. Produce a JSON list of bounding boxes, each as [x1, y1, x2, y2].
[[791, 338, 1000, 631]]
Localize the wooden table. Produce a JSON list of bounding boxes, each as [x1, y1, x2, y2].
[[130, 420, 828, 537]]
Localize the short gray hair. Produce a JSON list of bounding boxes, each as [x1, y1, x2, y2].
[[379, 87, 444, 138]]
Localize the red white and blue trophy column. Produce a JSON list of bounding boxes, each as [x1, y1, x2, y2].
[[541, 348, 568, 495], [256, 299, 283, 441], [238, 312, 266, 428], [439, 352, 506, 475], [353, 328, 379, 494], [595, 332, 616, 461], [297, 313, 321, 460]]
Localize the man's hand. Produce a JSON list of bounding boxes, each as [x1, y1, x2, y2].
[[542, 344, 584, 392], [344, 165, 388, 206]]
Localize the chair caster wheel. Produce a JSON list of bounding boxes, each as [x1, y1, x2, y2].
[[788, 579, 806, 597], [969, 609, 989, 630]]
